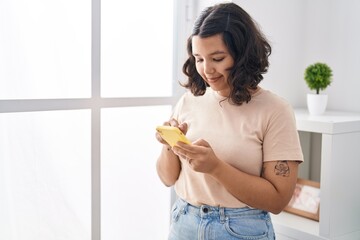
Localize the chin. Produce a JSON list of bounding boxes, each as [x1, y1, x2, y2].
[[210, 85, 230, 93]]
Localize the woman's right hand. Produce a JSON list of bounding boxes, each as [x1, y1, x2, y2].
[[156, 119, 187, 187], [155, 118, 188, 146]]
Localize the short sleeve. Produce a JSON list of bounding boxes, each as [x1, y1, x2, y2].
[[262, 103, 304, 162]]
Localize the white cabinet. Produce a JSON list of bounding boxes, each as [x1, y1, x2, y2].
[[272, 109, 360, 240]]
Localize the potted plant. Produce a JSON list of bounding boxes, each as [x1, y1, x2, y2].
[[304, 62, 333, 115]]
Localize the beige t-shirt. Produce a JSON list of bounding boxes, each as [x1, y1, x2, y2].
[[172, 87, 303, 208]]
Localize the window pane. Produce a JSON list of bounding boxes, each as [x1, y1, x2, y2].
[[0, 0, 91, 99], [0, 110, 91, 240], [101, 106, 171, 239], [101, 1, 173, 97]]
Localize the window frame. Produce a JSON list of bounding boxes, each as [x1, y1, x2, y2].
[[0, 0, 195, 239]]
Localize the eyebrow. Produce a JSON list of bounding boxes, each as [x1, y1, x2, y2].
[[193, 51, 227, 56]]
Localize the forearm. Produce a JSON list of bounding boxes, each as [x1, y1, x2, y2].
[[156, 145, 182, 187], [209, 161, 296, 214]]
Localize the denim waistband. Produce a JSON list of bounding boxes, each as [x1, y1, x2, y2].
[[175, 198, 268, 221]]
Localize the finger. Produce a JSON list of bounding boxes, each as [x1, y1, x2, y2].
[[172, 147, 188, 159], [155, 132, 162, 141], [176, 141, 195, 152], [185, 155, 193, 163], [192, 138, 210, 147], [184, 151, 196, 163], [169, 118, 179, 127], [155, 132, 169, 145], [178, 122, 188, 134], [162, 121, 171, 126]]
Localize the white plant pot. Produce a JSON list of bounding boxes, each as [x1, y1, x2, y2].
[[307, 93, 328, 115]]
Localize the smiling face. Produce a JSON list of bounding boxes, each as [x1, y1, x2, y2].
[[192, 34, 234, 97]]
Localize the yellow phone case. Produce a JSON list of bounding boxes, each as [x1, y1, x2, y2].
[[156, 126, 191, 147]]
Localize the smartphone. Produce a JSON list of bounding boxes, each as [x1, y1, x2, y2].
[[156, 126, 191, 147]]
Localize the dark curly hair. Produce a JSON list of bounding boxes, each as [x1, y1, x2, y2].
[[182, 2, 271, 105]]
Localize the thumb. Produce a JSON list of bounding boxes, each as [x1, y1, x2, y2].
[[178, 122, 188, 134], [193, 139, 210, 147]]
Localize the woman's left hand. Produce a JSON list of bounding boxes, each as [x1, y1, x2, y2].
[[172, 139, 221, 174]]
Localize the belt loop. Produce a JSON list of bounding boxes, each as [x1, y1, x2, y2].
[[219, 207, 226, 224], [180, 199, 188, 214]]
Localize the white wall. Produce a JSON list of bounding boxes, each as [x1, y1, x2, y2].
[[304, 0, 360, 112], [233, 0, 360, 112]]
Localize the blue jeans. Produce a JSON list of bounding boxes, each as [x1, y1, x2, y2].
[[168, 198, 275, 240]]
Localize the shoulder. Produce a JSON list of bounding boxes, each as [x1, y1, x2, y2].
[[250, 89, 297, 128], [255, 88, 291, 108], [252, 88, 294, 115]]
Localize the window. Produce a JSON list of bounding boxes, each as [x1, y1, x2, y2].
[[101, 1, 173, 97], [0, 0, 188, 239], [0, 110, 91, 239], [0, 0, 91, 99], [101, 106, 171, 239]]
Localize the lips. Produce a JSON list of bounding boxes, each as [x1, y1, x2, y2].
[[206, 76, 222, 82]]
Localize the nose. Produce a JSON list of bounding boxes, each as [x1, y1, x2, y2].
[[203, 61, 215, 74]]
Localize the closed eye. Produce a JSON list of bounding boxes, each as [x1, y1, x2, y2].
[[213, 57, 225, 62]]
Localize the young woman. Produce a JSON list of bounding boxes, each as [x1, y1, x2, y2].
[[156, 3, 303, 239]]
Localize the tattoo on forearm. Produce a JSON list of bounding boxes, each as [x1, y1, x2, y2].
[[274, 161, 290, 177]]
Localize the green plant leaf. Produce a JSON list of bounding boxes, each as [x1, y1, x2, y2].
[[304, 62, 333, 94]]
